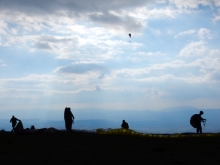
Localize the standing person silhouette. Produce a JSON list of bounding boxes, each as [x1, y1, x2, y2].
[[190, 111, 206, 134], [64, 107, 75, 131], [10, 116, 21, 132], [196, 111, 206, 133]]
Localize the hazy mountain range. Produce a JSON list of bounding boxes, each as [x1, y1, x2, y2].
[[1, 106, 220, 133]]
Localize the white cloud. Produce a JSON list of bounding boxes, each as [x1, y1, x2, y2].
[[137, 51, 165, 57], [179, 41, 207, 57], [0, 0, 154, 35], [197, 28, 212, 39], [169, 0, 212, 9], [209, 49, 220, 56], [127, 7, 181, 20], [174, 29, 196, 38], [213, 9, 220, 22], [175, 28, 212, 39], [214, 0, 220, 6]]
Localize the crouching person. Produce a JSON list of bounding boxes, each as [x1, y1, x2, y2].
[[14, 120, 24, 134], [121, 120, 129, 129], [10, 116, 21, 132]]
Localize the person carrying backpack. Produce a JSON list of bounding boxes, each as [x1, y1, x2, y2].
[[64, 107, 75, 131], [190, 111, 206, 133]]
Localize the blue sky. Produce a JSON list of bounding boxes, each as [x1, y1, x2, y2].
[[1, 0, 220, 112]]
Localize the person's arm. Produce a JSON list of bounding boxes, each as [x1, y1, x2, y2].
[[201, 117, 206, 122], [70, 111, 74, 119]]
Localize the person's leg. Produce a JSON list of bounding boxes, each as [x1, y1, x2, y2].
[[196, 128, 199, 133], [68, 121, 72, 131], [12, 123, 16, 132], [66, 121, 71, 131], [198, 125, 202, 133], [65, 121, 68, 131]]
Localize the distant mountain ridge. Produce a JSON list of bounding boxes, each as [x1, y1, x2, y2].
[[1, 107, 220, 133]]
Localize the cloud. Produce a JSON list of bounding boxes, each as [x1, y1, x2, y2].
[[54, 63, 110, 75], [179, 41, 207, 57], [197, 28, 212, 39], [137, 51, 166, 57], [34, 35, 78, 51], [209, 49, 220, 56], [89, 12, 145, 32], [213, 9, 220, 22], [214, 0, 220, 6], [0, 0, 153, 34], [174, 29, 196, 38], [37, 36, 74, 44], [35, 42, 53, 50], [168, 0, 213, 9], [174, 28, 212, 39], [0, 0, 152, 14]]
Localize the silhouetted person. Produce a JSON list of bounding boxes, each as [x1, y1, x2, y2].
[[31, 125, 35, 130], [121, 120, 129, 129], [190, 111, 206, 134], [14, 120, 24, 133], [10, 116, 21, 132], [64, 107, 75, 131]]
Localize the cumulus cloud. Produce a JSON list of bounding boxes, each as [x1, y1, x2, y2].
[[54, 63, 109, 75], [179, 41, 207, 57], [0, 0, 153, 34], [0, 0, 152, 14], [209, 49, 220, 56], [174, 28, 212, 39], [89, 12, 145, 32], [197, 28, 212, 39]]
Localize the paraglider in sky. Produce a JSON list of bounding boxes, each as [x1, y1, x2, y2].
[[128, 33, 131, 42]]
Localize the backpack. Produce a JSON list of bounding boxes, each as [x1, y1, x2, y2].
[[190, 114, 200, 128]]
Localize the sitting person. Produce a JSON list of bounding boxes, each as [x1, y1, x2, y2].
[[121, 120, 129, 129]]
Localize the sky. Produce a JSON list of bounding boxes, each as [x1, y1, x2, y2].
[[1, 0, 220, 112]]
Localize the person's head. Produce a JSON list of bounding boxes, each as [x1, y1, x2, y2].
[[199, 111, 204, 115], [12, 115, 14, 118], [122, 120, 125, 122]]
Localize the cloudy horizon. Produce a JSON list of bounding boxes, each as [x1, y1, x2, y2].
[[1, 0, 220, 113]]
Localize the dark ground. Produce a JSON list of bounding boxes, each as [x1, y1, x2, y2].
[[0, 130, 220, 164]]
